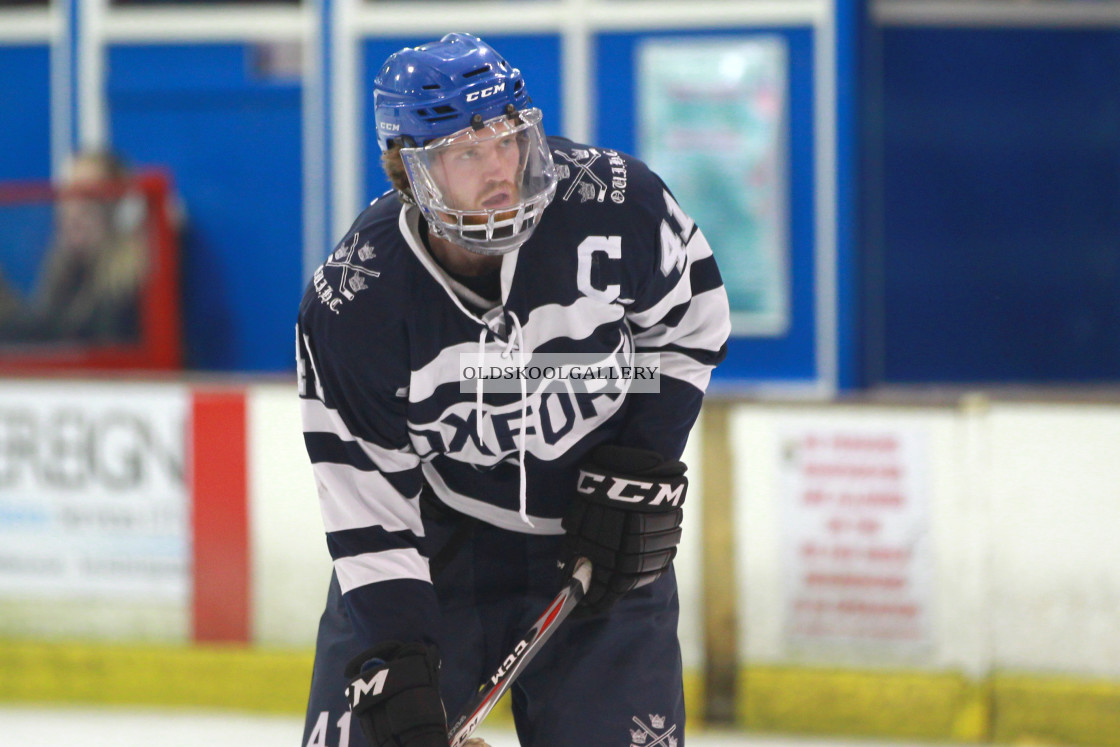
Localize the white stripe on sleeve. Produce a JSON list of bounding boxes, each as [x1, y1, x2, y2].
[[301, 333, 326, 401], [334, 548, 431, 594], [626, 228, 715, 330], [654, 350, 715, 392], [315, 462, 424, 534], [632, 287, 731, 353], [301, 397, 420, 473]]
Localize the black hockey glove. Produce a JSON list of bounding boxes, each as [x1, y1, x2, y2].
[[561, 444, 687, 615], [344, 641, 448, 747]]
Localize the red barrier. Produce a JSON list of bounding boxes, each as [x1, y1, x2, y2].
[[0, 170, 183, 372], [190, 390, 250, 643]]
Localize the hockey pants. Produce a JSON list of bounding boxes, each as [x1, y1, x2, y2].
[[301, 512, 686, 747]]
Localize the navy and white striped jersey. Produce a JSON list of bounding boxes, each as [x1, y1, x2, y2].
[[296, 137, 731, 649]]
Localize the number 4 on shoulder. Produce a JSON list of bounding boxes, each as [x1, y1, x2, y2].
[[659, 190, 694, 277]]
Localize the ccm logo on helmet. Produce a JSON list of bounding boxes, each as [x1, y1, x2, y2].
[[465, 83, 506, 102], [577, 471, 684, 507]]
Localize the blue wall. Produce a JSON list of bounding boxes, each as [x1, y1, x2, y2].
[[0, 45, 51, 182], [871, 27, 1120, 384], [0, 28, 833, 382], [108, 43, 304, 371], [7, 15, 1119, 384]]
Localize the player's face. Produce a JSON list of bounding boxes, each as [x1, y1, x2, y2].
[[430, 125, 523, 218], [58, 198, 110, 254], [57, 157, 114, 253], [398, 107, 556, 255]]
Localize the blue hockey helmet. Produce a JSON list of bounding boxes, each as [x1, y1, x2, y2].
[[373, 33, 557, 255], [373, 33, 532, 152]]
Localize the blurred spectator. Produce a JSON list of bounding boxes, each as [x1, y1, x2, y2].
[[0, 149, 146, 345]]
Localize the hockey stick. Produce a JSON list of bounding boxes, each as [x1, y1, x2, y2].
[[446, 556, 592, 747]]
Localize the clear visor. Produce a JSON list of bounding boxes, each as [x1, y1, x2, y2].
[[400, 107, 557, 256]]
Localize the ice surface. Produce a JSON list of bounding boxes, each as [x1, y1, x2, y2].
[[0, 706, 973, 747]]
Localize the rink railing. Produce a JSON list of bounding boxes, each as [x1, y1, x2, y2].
[[1, 380, 1119, 745]]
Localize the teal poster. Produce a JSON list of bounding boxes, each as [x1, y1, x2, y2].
[[639, 37, 789, 336]]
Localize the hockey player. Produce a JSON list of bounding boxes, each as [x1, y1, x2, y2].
[[297, 33, 731, 747]]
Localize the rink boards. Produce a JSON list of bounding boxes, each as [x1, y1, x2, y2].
[[1, 381, 1120, 745]]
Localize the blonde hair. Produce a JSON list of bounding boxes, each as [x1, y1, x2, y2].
[[381, 145, 414, 202]]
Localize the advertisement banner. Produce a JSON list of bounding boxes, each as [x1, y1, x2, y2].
[[778, 423, 934, 657], [639, 36, 789, 336], [0, 383, 189, 601]]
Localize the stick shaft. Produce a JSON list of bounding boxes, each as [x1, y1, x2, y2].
[[447, 557, 592, 746]]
